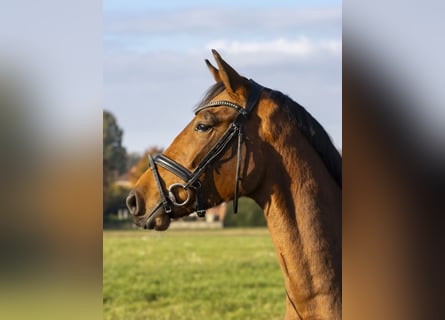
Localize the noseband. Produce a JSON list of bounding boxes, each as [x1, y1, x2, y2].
[[147, 79, 263, 222]]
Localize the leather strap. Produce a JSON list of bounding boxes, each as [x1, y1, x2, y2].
[[155, 154, 192, 182], [233, 125, 244, 213], [148, 154, 173, 216], [244, 80, 263, 115], [184, 122, 240, 189], [147, 79, 263, 219]]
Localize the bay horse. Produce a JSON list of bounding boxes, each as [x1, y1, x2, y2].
[[126, 50, 341, 319]]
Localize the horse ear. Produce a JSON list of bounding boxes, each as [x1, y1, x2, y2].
[[205, 59, 221, 82], [211, 49, 244, 94]]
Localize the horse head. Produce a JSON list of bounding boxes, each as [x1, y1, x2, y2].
[[126, 50, 266, 230]]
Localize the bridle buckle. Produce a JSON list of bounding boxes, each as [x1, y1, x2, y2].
[[168, 183, 191, 207]]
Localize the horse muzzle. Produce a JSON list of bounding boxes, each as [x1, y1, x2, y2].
[[126, 190, 145, 217], [126, 190, 171, 230]]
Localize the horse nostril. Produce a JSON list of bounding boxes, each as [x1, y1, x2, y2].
[[126, 191, 144, 216], [126, 193, 137, 215]]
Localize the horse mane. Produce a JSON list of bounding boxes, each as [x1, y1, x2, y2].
[[268, 89, 342, 188], [193, 82, 225, 113], [194, 82, 342, 188]]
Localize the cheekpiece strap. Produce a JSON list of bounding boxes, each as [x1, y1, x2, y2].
[[148, 154, 172, 216], [149, 79, 263, 219]]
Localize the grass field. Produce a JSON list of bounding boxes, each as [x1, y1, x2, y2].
[[103, 228, 285, 320]]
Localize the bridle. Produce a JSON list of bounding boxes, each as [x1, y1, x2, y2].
[[146, 79, 263, 225]]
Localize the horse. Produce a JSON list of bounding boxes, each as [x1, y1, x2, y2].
[[126, 50, 342, 320]]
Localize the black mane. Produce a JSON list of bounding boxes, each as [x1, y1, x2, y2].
[[269, 89, 342, 187], [193, 82, 225, 113]]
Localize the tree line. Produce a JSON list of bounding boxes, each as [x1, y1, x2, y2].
[[103, 110, 163, 224]]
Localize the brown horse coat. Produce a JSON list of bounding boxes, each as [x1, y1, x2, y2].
[[127, 50, 341, 319]]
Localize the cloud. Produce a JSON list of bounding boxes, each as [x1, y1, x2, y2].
[[206, 37, 341, 57], [104, 6, 341, 54], [104, 4, 342, 151], [105, 7, 340, 34], [105, 47, 342, 151]]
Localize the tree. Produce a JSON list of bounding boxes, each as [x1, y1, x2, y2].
[[223, 197, 267, 227], [103, 110, 126, 185], [103, 110, 126, 178], [126, 152, 142, 172], [103, 110, 127, 217], [128, 146, 163, 185]]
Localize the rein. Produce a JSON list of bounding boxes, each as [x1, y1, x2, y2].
[[146, 80, 263, 223]]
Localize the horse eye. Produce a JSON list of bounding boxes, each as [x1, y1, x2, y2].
[[195, 123, 212, 132]]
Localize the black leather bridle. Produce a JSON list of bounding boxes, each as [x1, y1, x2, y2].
[[146, 80, 263, 225]]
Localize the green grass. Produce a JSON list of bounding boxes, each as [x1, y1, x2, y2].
[[103, 229, 286, 320]]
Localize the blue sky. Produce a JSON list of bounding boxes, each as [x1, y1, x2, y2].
[[104, 0, 341, 12], [104, 1, 342, 153]]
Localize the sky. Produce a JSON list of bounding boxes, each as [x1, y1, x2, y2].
[[104, 0, 342, 153]]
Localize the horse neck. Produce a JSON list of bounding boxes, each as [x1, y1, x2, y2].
[[252, 131, 342, 320]]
